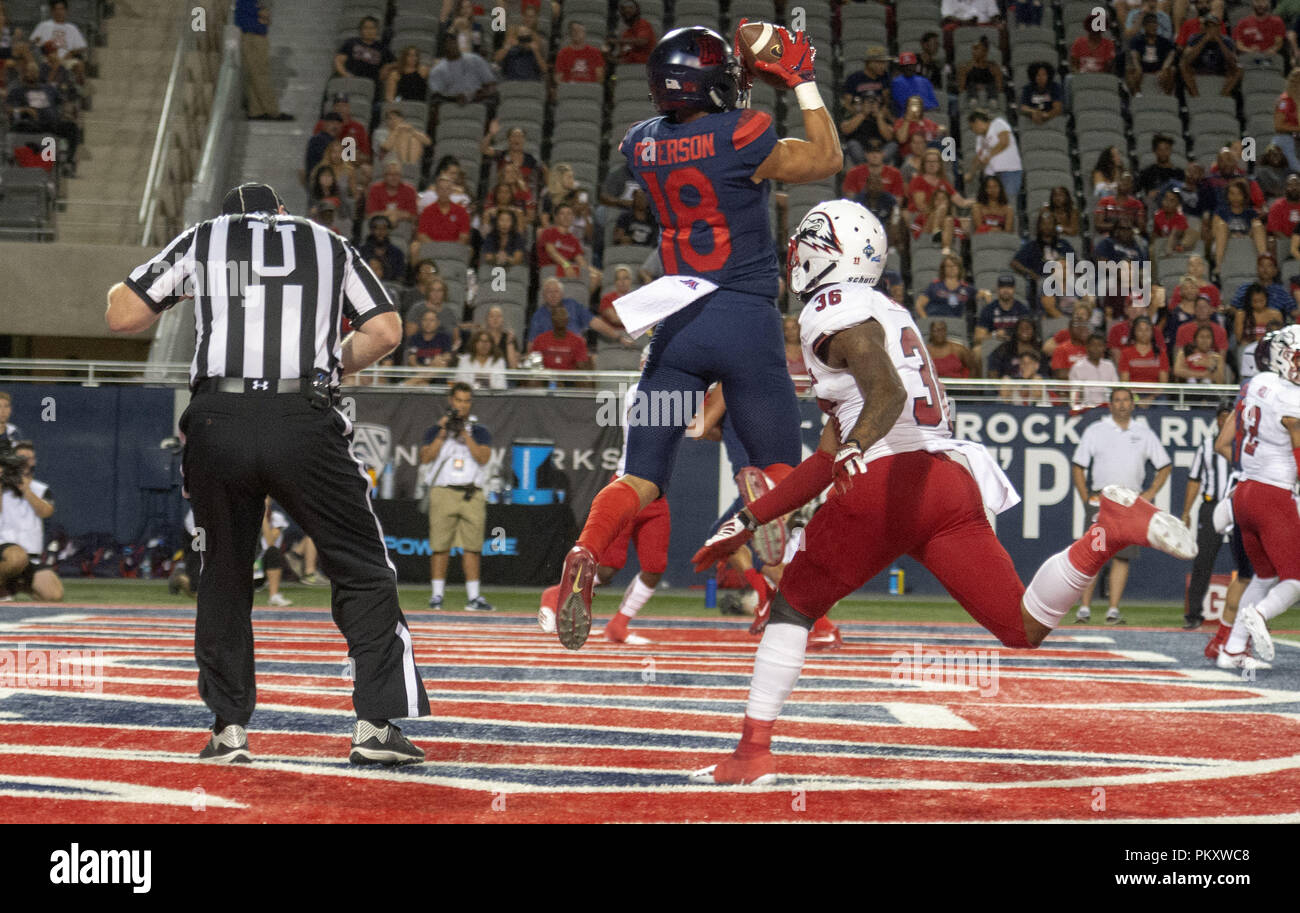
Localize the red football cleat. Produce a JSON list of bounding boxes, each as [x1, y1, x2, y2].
[[556, 545, 597, 650], [690, 750, 777, 785], [807, 618, 842, 651], [1097, 486, 1197, 559], [748, 578, 773, 636], [1204, 623, 1229, 661]]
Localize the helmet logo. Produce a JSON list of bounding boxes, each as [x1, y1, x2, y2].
[[795, 212, 841, 256], [665, 78, 680, 88]]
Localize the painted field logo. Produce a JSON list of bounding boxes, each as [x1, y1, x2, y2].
[[890, 644, 1000, 697], [49, 844, 151, 893], [0, 646, 104, 692]]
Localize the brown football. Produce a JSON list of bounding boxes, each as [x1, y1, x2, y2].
[[736, 21, 789, 89]]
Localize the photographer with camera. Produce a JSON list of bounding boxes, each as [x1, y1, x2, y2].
[[0, 440, 63, 602], [417, 382, 493, 611], [839, 90, 896, 165]]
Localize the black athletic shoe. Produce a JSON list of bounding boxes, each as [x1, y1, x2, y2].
[[465, 596, 495, 612], [348, 720, 425, 766], [198, 724, 252, 763], [1182, 616, 1204, 630]]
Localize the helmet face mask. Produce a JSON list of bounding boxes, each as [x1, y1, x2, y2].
[[787, 200, 888, 298], [648, 27, 743, 116], [1266, 325, 1300, 385]]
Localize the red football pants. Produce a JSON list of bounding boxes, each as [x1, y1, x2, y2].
[[598, 496, 671, 575], [1233, 480, 1300, 580], [778, 450, 1031, 647]]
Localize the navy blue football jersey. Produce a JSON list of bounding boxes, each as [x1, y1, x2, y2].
[[619, 107, 780, 300]]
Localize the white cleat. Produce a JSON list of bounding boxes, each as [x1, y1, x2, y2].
[[1099, 485, 1198, 560], [1216, 650, 1271, 672], [1239, 606, 1274, 662], [538, 605, 556, 634], [622, 633, 652, 645]]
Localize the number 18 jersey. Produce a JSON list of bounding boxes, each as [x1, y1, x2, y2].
[[620, 108, 780, 300], [1238, 371, 1300, 491], [799, 282, 953, 463]]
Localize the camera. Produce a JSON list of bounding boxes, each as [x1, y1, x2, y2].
[[444, 407, 465, 437], [0, 439, 27, 493]]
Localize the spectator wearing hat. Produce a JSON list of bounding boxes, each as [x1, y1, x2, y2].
[[1070, 15, 1117, 73], [1069, 333, 1120, 409], [305, 113, 343, 175], [314, 94, 371, 163], [1181, 14, 1242, 97], [1230, 252, 1292, 314], [1127, 12, 1178, 95], [967, 109, 1023, 203], [235, 0, 291, 121], [839, 89, 896, 165], [974, 275, 1032, 345], [842, 46, 893, 113], [360, 215, 406, 283], [890, 51, 939, 117]]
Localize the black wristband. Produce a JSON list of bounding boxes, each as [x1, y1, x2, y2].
[[739, 507, 759, 530]]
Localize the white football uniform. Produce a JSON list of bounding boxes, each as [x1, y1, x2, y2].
[[798, 282, 1020, 514], [1238, 372, 1300, 492]]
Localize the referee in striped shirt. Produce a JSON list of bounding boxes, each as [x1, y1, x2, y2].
[[1180, 398, 1235, 630], [105, 183, 429, 765]]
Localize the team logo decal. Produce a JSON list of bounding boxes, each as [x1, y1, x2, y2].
[[795, 211, 841, 256]]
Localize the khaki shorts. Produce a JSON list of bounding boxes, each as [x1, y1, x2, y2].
[[428, 486, 486, 553], [1086, 499, 1139, 561]]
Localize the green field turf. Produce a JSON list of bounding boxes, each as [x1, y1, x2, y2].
[[39, 579, 1199, 628]]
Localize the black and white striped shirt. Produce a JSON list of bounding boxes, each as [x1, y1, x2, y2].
[[126, 213, 394, 388], [1189, 434, 1232, 502]]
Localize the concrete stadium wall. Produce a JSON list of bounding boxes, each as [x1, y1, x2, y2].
[[0, 244, 156, 339]]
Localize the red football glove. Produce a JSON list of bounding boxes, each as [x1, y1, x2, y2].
[[692, 509, 756, 572], [753, 27, 817, 89], [832, 442, 868, 496]]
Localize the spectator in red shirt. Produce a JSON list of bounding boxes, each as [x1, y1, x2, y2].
[[1174, 325, 1227, 383], [1181, 14, 1242, 98], [1173, 295, 1229, 351], [529, 305, 594, 373], [599, 265, 635, 330], [907, 147, 970, 213], [609, 0, 655, 65], [1070, 16, 1116, 73], [1151, 187, 1192, 255], [1232, 0, 1285, 55], [1272, 68, 1300, 173], [314, 93, 371, 162], [1175, 0, 1214, 46], [537, 201, 597, 287], [1051, 315, 1093, 379], [1094, 172, 1147, 237], [1117, 316, 1170, 383], [483, 122, 544, 192], [555, 20, 605, 83], [843, 140, 906, 199], [365, 159, 418, 226], [414, 170, 471, 249], [1267, 173, 1300, 246], [892, 94, 945, 147]]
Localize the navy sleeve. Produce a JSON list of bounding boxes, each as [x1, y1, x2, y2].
[[421, 426, 439, 445], [470, 424, 492, 446]]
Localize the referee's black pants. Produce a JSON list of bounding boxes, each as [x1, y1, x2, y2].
[[181, 392, 430, 726], [1185, 499, 1225, 622]]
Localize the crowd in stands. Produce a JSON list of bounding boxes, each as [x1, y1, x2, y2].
[[289, 0, 1300, 400], [1, 0, 90, 176]]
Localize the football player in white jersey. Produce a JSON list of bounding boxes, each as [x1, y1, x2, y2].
[[689, 200, 1199, 785], [1220, 325, 1300, 668]]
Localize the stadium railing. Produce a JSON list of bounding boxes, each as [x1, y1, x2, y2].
[[0, 359, 1241, 408]]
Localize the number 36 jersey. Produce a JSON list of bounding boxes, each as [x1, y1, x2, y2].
[[799, 283, 954, 464], [1238, 372, 1300, 491], [620, 108, 780, 300]]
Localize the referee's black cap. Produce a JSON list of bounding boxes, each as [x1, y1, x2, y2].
[[221, 182, 285, 216]]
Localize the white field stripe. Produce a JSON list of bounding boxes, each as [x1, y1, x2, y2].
[[0, 720, 1234, 770], [0, 775, 246, 809]]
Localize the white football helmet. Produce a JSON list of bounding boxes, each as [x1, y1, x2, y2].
[[1266, 324, 1300, 385], [787, 199, 887, 296]]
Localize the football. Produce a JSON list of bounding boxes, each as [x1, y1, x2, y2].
[[735, 20, 789, 89]]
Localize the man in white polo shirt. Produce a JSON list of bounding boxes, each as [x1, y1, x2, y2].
[[0, 441, 62, 602], [1068, 333, 1121, 410], [967, 109, 1023, 203], [1071, 388, 1172, 623]]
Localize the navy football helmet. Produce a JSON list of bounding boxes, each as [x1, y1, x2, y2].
[[647, 27, 748, 117]]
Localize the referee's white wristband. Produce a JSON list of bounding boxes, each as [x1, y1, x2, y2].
[[794, 82, 824, 111]]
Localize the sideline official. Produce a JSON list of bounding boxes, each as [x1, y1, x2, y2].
[[106, 182, 429, 765], [1180, 399, 1234, 630]]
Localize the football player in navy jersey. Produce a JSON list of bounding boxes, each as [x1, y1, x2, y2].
[[549, 24, 843, 649]]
